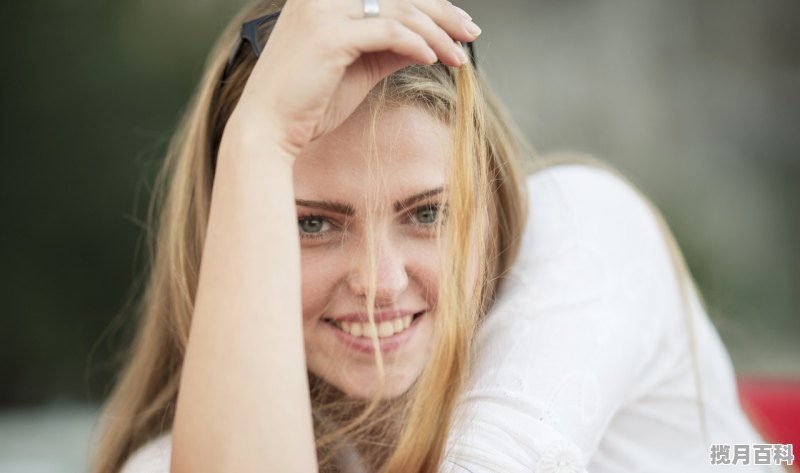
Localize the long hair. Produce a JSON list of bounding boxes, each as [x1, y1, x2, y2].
[[92, 2, 713, 472], [90, 1, 530, 472]]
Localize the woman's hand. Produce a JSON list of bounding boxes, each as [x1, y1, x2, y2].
[[229, 0, 481, 159]]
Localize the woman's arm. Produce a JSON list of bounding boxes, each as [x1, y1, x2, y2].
[[170, 122, 317, 473]]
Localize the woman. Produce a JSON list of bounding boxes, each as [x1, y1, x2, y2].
[[92, 0, 775, 472]]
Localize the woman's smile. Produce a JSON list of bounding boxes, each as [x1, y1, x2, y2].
[[323, 310, 428, 354]]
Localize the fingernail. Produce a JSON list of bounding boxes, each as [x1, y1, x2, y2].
[[464, 20, 482, 37], [426, 46, 438, 64], [453, 6, 472, 20], [455, 45, 469, 65]]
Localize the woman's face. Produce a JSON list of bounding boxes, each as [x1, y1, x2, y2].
[[293, 103, 449, 399]]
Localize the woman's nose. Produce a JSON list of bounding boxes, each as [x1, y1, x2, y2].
[[346, 238, 409, 305]]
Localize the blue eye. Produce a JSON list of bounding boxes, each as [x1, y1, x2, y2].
[[413, 204, 443, 225], [298, 216, 331, 237]]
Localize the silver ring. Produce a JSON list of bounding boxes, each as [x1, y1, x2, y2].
[[363, 0, 380, 18]]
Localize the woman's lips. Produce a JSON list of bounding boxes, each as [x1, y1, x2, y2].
[[328, 309, 421, 324], [324, 311, 426, 353]]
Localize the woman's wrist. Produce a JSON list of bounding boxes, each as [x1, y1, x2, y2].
[[219, 108, 300, 170]]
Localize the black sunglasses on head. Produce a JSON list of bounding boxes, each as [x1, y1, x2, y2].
[[221, 10, 478, 82]]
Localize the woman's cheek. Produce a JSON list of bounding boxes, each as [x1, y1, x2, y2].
[[299, 246, 343, 323], [406, 239, 441, 307]]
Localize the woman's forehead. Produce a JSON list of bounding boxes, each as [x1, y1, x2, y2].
[[293, 104, 451, 203]]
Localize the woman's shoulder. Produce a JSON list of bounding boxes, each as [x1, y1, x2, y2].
[[119, 431, 172, 473], [519, 155, 670, 265], [494, 153, 686, 336], [525, 156, 656, 228]]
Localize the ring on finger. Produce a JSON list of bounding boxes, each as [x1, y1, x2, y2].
[[363, 0, 380, 18]]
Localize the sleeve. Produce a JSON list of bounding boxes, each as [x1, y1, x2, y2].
[[119, 432, 172, 473], [443, 164, 686, 472]]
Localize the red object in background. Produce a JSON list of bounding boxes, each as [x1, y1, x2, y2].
[[738, 377, 800, 471]]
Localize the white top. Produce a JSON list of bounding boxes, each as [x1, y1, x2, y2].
[[119, 164, 774, 473]]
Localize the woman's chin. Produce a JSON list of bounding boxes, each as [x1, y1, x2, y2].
[[313, 367, 419, 401], [340, 376, 416, 401]]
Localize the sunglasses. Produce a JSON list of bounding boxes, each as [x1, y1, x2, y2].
[[221, 10, 478, 82]]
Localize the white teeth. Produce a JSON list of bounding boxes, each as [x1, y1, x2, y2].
[[362, 323, 376, 338], [378, 321, 394, 337], [334, 313, 418, 338], [350, 322, 362, 337]]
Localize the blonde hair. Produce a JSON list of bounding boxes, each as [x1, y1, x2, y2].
[[91, 1, 529, 472], [92, 1, 709, 472]]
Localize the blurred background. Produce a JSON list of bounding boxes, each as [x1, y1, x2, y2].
[[1, 0, 798, 471]]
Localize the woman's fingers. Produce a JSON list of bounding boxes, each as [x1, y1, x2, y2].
[[335, 0, 480, 67], [390, 2, 469, 66], [339, 18, 438, 66], [408, 0, 481, 43]]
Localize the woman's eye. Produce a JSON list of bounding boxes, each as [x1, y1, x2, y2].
[[298, 216, 330, 235], [413, 205, 440, 225]]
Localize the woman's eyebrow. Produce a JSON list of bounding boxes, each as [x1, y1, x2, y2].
[[393, 187, 444, 212], [294, 187, 445, 216], [294, 199, 355, 216]]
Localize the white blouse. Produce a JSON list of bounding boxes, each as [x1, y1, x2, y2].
[[442, 164, 776, 473], [119, 164, 774, 473]]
